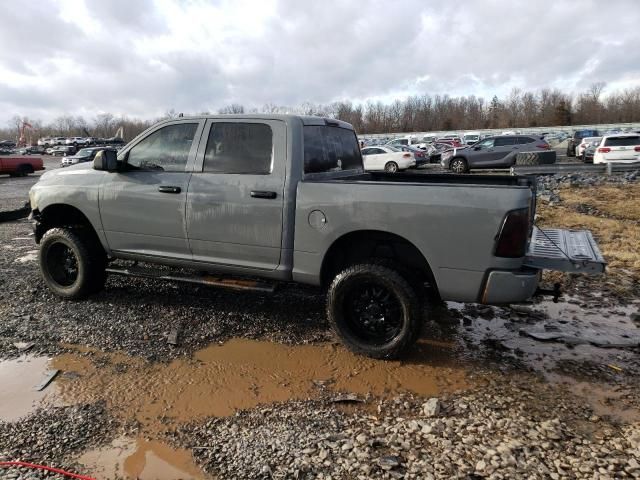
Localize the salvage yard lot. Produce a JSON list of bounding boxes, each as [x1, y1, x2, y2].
[[0, 172, 639, 479]]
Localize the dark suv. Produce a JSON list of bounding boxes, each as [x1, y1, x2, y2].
[[567, 129, 599, 157], [442, 135, 551, 173]]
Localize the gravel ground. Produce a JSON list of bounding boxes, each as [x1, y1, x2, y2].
[[171, 376, 640, 479]]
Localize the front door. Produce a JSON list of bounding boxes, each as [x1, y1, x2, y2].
[[186, 119, 286, 270], [99, 120, 204, 259]]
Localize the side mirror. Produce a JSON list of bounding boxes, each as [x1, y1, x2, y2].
[[93, 149, 118, 172]]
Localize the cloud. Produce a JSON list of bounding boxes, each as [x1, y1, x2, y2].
[[0, 0, 638, 125]]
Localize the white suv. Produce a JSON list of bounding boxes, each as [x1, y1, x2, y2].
[[593, 134, 640, 164], [65, 137, 86, 146]]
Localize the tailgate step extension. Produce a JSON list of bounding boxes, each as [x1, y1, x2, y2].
[[105, 265, 276, 293], [524, 227, 606, 274]]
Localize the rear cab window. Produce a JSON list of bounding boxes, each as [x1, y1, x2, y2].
[[604, 136, 640, 147], [304, 125, 363, 174]]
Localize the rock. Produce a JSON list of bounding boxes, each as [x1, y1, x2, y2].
[[378, 455, 402, 470], [422, 398, 441, 417], [476, 460, 487, 471]]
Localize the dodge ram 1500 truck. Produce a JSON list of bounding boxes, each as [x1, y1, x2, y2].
[[29, 115, 606, 358]]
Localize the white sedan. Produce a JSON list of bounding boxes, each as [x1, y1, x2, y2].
[[593, 134, 640, 164], [361, 146, 416, 173]]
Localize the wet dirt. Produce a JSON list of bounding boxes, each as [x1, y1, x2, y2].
[[0, 355, 58, 422], [50, 338, 468, 433], [443, 297, 640, 376], [77, 437, 209, 480]]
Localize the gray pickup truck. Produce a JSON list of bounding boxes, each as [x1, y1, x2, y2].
[[29, 115, 605, 358]]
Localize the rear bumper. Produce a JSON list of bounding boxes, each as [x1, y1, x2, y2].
[[480, 268, 540, 304]]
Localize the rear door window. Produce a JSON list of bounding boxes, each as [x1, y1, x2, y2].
[[604, 136, 640, 147], [517, 136, 535, 144], [304, 126, 363, 174], [494, 137, 516, 147], [203, 123, 273, 174]]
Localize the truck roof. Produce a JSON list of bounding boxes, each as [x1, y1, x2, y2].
[[158, 114, 355, 130]]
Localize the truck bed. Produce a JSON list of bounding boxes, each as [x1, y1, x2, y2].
[[321, 171, 536, 188]]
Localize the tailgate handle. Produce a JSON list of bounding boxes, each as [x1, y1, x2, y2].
[[158, 186, 181, 194], [251, 190, 277, 199]]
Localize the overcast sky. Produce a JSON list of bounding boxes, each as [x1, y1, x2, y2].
[[1, 0, 639, 125]]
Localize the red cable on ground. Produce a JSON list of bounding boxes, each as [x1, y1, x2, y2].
[[0, 460, 96, 480]]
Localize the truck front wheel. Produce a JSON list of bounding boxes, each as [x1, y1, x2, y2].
[[327, 263, 422, 359], [39, 227, 106, 299]]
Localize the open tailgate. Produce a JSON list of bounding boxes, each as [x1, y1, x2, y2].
[[523, 227, 606, 274]]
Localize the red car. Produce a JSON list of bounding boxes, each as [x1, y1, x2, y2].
[[0, 156, 44, 177]]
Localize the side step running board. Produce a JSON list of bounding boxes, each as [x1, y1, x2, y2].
[[105, 266, 277, 293]]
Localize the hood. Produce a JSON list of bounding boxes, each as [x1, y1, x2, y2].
[[41, 161, 93, 180]]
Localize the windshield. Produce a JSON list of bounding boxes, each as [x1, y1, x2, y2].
[[303, 126, 363, 174], [77, 148, 94, 156]]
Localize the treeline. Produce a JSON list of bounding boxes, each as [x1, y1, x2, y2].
[[3, 83, 640, 141]]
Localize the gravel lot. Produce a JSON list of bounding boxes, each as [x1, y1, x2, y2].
[[0, 169, 639, 479]]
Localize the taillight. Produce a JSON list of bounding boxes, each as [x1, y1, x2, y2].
[[634, 146, 640, 152], [598, 147, 611, 153], [494, 208, 530, 258], [536, 143, 550, 149], [403, 153, 411, 158]]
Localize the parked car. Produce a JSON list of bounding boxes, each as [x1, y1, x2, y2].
[[49, 137, 67, 146], [361, 145, 416, 172], [463, 132, 482, 145], [66, 137, 86, 146], [567, 129, 600, 157], [18, 146, 45, 155], [577, 137, 602, 160], [441, 135, 551, 173], [0, 140, 17, 148], [0, 155, 44, 176], [394, 145, 429, 166], [582, 144, 597, 163], [28, 114, 605, 359], [593, 134, 640, 164], [61, 147, 114, 167], [50, 145, 76, 157]]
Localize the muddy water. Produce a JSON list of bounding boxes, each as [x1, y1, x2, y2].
[[0, 355, 57, 421], [78, 437, 209, 480], [51, 338, 468, 432]]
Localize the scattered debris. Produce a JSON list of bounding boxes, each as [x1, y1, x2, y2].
[[422, 397, 441, 417], [331, 393, 364, 404], [167, 328, 180, 346], [13, 342, 35, 352], [34, 369, 59, 391]]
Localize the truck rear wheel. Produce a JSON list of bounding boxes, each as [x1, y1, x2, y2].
[[39, 227, 106, 299], [327, 263, 422, 359]]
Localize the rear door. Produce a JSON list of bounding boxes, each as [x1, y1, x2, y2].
[[361, 147, 386, 171], [185, 119, 286, 270], [489, 136, 518, 166], [99, 120, 204, 259]]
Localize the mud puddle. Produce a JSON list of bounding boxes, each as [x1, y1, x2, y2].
[[77, 437, 209, 480], [51, 338, 468, 433], [0, 355, 58, 422], [445, 297, 640, 376], [548, 373, 640, 424]]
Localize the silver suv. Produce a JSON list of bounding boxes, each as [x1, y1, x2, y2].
[[442, 135, 551, 173]]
